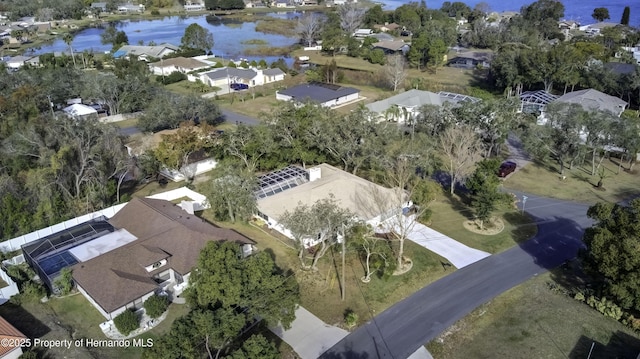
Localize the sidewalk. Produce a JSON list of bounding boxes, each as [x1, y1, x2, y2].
[[270, 307, 432, 359]]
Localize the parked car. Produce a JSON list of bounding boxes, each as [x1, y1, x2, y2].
[[498, 161, 517, 177], [230, 83, 249, 91]]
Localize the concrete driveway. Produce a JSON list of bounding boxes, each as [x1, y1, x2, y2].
[[270, 307, 350, 359], [381, 215, 491, 268], [271, 307, 432, 359]]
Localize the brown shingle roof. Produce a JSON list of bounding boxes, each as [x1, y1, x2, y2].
[[0, 316, 26, 357], [72, 197, 255, 314]]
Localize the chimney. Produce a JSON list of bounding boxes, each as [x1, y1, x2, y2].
[[308, 167, 321, 182]]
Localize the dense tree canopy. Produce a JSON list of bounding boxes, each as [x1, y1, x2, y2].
[[581, 200, 640, 311]]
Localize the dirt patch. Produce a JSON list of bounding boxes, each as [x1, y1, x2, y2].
[[463, 217, 505, 235]]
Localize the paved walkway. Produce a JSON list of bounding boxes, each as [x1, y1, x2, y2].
[[271, 307, 432, 359]]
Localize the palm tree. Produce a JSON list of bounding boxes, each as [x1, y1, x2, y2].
[[63, 33, 76, 67]]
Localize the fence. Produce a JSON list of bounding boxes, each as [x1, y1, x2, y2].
[[0, 187, 209, 253], [99, 112, 143, 124]]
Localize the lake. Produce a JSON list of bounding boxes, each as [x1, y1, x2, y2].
[[29, 14, 304, 64], [379, 0, 640, 26]]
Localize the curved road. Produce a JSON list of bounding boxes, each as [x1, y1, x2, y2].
[[320, 193, 593, 359]]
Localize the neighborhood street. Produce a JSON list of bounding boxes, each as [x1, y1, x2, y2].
[[320, 193, 593, 359]]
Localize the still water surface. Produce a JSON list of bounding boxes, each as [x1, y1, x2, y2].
[[29, 14, 303, 64]]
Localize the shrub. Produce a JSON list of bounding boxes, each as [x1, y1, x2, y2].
[[367, 49, 386, 65], [157, 71, 186, 85], [144, 294, 169, 319], [53, 268, 73, 295], [344, 310, 358, 330], [114, 309, 139, 336], [151, 9, 160, 15]]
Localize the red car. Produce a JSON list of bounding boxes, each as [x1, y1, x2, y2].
[[498, 161, 517, 177]]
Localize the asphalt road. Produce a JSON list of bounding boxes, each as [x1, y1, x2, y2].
[[320, 192, 593, 359], [117, 109, 259, 137], [220, 109, 260, 126]]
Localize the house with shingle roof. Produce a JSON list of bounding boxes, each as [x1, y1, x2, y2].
[[555, 88, 628, 117], [366, 89, 442, 124], [0, 316, 27, 358], [198, 67, 286, 88], [276, 82, 360, 107], [149, 56, 211, 75], [113, 43, 179, 61], [23, 196, 254, 320]]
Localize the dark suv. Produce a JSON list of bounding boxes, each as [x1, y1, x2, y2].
[[498, 161, 517, 177], [230, 83, 249, 91]]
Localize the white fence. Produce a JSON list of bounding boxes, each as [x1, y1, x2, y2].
[[0, 187, 210, 253], [99, 112, 143, 124], [159, 158, 218, 182]]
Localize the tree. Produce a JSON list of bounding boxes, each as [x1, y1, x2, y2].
[[520, 0, 565, 40], [592, 7, 610, 22], [296, 13, 322, 47], [321, 13, 347, 56], [363, 5, 386, 27], [138, 92, 221, 132], [279, 196, 354, 272], [621, 6, 630, 25], [522, 102, 584, 176], [580, 200, 640, 311], [338, 2, 366, 36], [100, 26, 128, 50], [228, 334, 279, 359], [62, 33, 76, 67], [181, 23, 214, 52], [205, 165, 257, 223], [349, 224, 395, 283], [454, 98, 520, 157], [185, 241, 299, 328], [439, 126, 483, 195], [466, 159, 505, 229], [153, 123, 215, 180], [113, 310, 139, 336], [222, 124, 275, 172], [192, 307, 246, 359], [384, 54, 407, 92]]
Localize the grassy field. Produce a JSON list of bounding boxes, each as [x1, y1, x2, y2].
[[292, 49, 486, 94], [111, 118, 138, 129], [504, 156, 640, 204], [427, 271, 640, 359]]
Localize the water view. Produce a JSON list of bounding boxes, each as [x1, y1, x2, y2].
[[380, 0, 639, 26], [28, 14, 302, 64]]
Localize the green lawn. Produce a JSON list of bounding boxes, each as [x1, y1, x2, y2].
[[504, 156, 640, 204], [427, 271, 640, 359], [429, 196, 537, 254]]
